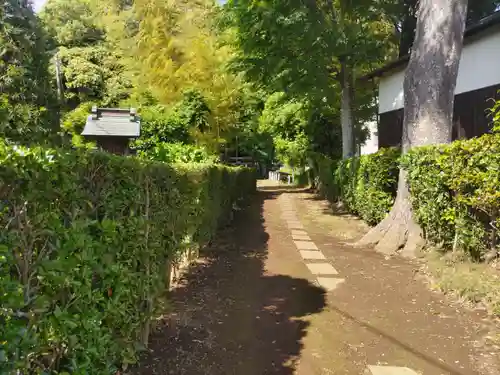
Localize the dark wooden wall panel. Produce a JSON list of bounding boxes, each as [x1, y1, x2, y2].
[[378, 83, 500, 149], [378, 109, 403, 148]]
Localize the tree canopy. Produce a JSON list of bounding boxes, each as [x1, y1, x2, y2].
[[0, 0, 58, 144], [2, 0, 499, 166]]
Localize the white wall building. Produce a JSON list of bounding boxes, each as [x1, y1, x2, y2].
[[363, 12, 500, 150]]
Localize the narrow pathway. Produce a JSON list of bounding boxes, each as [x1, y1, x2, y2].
[[132, 183, 500, 375]]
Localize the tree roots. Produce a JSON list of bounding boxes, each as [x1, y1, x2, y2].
[[355, 170, 425, 257]]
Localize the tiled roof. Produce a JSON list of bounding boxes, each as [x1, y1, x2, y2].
[[81, 108, 141, 138]]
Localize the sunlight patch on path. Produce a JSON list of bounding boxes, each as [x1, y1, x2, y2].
[[287, 222, 305, 229], [291, 229, 308, 236], [294, 240, 319, 250], [305, 263, 339, 275], [279, 193, 345, 295], [292, 234, 311, 241], [366, 365, 420, 375], [300, 250, 326, 260], [316, 277, 345, 291]]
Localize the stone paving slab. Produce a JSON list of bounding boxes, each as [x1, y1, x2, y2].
[[291, 229, 308, 236], [305, 262, 338, 275], [287, 222, 304, 229], [300, 250, 326, 260], [292, 234, 311, 241], [366, 366, 419, 375], [294, 240, 318, 250]]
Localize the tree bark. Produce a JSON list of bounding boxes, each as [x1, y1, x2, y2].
[[340, 60, 354, 159], [357, 0, 469, 257]]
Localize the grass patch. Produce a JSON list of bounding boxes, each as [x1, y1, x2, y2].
[[424, 250, 500, 317]]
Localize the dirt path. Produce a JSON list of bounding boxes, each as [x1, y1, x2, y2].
[[132, 183, 500, 375]]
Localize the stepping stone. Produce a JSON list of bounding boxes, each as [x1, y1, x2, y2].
[[287, 222, 304, 229], [291, 230, 308, 236], [300, 250, 326, 260], [316, 277, 345, 291], [294, 240, 318, 250], [366, 366, 419, 375], [306, 263, 338, 275], [292, 234, 311, 241]]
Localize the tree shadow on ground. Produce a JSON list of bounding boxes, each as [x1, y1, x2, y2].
[[133, 191, 326, 375], [258, 184, 311, 193], [259, 183, 353, 219]]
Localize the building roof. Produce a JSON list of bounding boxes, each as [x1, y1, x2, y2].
[[82, 107, 141, 138], [361, 10, 500, 81]]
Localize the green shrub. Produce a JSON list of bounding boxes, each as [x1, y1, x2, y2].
[[132, 105, 192, 152], [0, 142, 255, 374], [312, 148, 400, 225], [403, 133, 500, 259], [294, 168, 312, 187], [137, 142, 218, 164], [311, 153, 338, 201], [60, 102, 95, 147], [312, 132, 500, 259], [353, 148, 400, 225]]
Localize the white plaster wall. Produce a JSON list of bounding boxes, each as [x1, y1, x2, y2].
[[360, 120, 379, 155], [378, 29, 500, 114], [379, 70, 405, 113]]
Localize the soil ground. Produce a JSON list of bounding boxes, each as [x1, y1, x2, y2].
[[132, 182, 500, 375]]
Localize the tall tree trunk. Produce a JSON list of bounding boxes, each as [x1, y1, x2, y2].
[[357, 0, 469, 257], [340, 60, 354, 159]]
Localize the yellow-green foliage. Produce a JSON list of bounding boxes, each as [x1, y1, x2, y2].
[[0, 142, 255, 374], [112, 0, 242, 147]]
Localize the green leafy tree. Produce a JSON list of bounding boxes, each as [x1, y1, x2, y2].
[[259, 92, 311, 167], [57, 46, 131, 107], [223, 0, 395, 158], [41, 0, 131, 109], [0, 0, 58, 144], [222, 87, 273, 165], [40, 0, 104, 48]]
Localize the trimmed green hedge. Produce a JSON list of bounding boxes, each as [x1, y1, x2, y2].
[[403, 133, 500, 259], [312, 134, 500, 259], [0, 143, 255, 374], [312, 154, 338, 201], [313, 148, 400, 225]]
